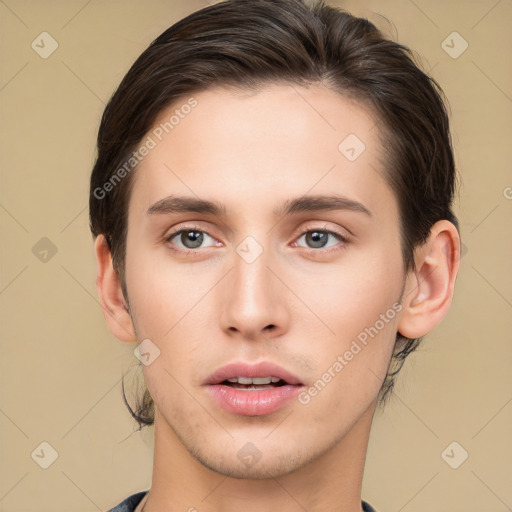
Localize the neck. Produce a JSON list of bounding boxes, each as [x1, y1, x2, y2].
[[141, 401, 376, 512]]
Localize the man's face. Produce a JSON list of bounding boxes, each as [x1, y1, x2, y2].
[[124, 84, 405, 478]]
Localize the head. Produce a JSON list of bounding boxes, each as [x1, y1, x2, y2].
[[90, 0, 460, 474]]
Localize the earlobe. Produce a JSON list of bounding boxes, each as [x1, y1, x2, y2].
[[397, 220, 461, 339], [94, 234, 137, 343]]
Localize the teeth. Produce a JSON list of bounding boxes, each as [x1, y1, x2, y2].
[[238, 376, 256, 385], [225, 376, 282, 384], [252, 377, 271, 385]]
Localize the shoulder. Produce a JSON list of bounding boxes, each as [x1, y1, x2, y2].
[[106, 490, 148, 512], [362, 500, 379, 512]]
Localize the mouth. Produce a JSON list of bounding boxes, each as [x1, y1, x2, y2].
[[203, 360, 303, 387], [220, 376, 289, 390], [203, 361, 304, 416]]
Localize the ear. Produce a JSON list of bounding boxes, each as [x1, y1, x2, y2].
[[94, 234, 136, 343], [397, 220, 461, 339]]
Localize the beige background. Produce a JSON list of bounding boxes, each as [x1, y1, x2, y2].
[[0, 0, 511, 511]]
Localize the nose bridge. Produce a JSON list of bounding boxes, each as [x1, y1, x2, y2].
[[233, 235, 273, 311], [221, 232, 285, 336]]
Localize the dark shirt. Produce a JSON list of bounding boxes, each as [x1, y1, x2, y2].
[[106, 490, 379, 512]]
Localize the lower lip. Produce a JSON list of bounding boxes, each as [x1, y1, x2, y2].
[[206, 384, 303, 416]]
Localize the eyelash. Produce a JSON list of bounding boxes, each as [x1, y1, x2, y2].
[[164, 224, 350, 257]]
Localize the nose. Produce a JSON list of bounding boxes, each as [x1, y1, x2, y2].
[[219, 241, 289, 341]]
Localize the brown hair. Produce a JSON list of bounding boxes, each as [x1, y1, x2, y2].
[[89, 0, 459, 429]]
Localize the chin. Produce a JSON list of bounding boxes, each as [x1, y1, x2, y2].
[[192, 449, 310, 480]]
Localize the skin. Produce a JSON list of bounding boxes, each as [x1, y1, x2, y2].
[[95, 84, 460, 512]]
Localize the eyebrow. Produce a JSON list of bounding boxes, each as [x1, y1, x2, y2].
[[146, 194, 372, 218]]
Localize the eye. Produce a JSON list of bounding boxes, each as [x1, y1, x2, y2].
[[165, 226, 218, 252], [164, 225, 349, 255], [294, 228, 348, 252]]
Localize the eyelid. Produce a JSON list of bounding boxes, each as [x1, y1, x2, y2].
[[290, 222, 351, 242]]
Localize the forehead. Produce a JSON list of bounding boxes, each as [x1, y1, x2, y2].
[[129, 83, 394, 221]]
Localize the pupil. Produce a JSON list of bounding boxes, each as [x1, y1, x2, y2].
[[307, 231, 327, 248], [183, 230, 203, 248]]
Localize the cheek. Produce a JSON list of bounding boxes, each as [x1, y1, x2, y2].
[[294, 249, 403, 341], [124, 242, 193, 338], [292, 250, 402, 397], [139, 327, 200, 414], [299, 316, 398, 424]]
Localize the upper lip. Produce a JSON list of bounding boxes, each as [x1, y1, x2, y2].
[[203, 361, 303, 386]]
